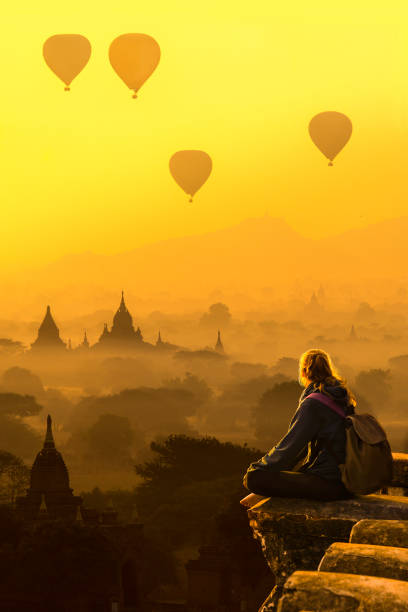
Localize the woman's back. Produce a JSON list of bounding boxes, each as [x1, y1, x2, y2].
[[242, 349, 356, 504], [297, 382, 352, 480]]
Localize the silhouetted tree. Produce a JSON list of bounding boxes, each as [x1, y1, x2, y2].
[[204, 374, 287, 433], [0, 338, 25, 355], [200, 302, 232, 328], [164, 372, 213, 406], [0, 394, 42, 459], [0, 393, 43, 417], [134, 435, 261, 548], [253, 380, 301, 450], [135, 435, 260, 513], [0, 450, 30, 504], [69, 387, 199, 438], [86, 414, 143, 467], [0, 416, 42, 459], [136, 435, 259, 489], [389, 354, 408, 373], [355, 301, 376, 322], [1, 367, 44, 397], [66, 413, 145, 469], [270, 357, 299, 379], [230, 362, 268, 380], [354, 369, 392, 410]]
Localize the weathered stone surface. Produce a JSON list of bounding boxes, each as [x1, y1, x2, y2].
[[318, 542, 408, 581], [250, 494, 408, 522], [276, 571, 408, 612], [391, 453, 408, 489], [249, 495, 408, 610], [350, 519, 408, 548]]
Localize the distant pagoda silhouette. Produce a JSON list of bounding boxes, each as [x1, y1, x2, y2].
[[215, 330, 225, 354], [95, 291, 148, 351], [155, 329, 178, 351], [31, 305, 66, 351], [28, 292, 185, 354], [304, 292, 324, 317], [16, 415, 82, 521]]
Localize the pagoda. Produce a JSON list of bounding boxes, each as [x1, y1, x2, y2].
[[16, 415, 82, 521], [76, 330, 90, 352], [155, 330, 179, 352], [95, 292, 148, 351], [215, 330, 225, 354], [30, 305, 66, 352]]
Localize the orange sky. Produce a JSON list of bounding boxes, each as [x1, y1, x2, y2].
[[1, 1, 408, 269]]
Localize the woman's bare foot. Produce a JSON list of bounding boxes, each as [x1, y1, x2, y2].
[[240, 493, 267, 508]]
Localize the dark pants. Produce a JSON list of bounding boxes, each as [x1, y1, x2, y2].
[[244, 468, 351, 501]]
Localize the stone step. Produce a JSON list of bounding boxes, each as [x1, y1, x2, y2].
[[249, 495, 408, 610], [276, 571, 408, 612], [391, 452, 408, 489], [318, 542, 408, 581], [350, 518, 408, 548]]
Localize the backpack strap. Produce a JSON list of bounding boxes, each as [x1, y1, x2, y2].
[[305, 392, 347, 418], [303, 392, 346, 466]]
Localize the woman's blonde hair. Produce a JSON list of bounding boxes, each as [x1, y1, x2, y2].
[[299, 348, 356, 407]]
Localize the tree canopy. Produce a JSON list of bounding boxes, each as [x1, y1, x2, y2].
[[253, 380, 300, 450], [0, 450, 30, 504]]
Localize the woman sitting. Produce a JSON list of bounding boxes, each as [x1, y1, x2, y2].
[[241, 349, 355, 508]]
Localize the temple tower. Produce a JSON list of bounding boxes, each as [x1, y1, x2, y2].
[[31, 306, 66, 351], [110, 291, 136, 340], [95, 292, 147, 350], [349, 325, 358, 341], [215, 330, 225, 354], [16, 415, 82, 521], [82, 330, 90, 348]]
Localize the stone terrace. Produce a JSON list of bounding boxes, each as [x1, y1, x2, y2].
[[248, 452, 408, 611]]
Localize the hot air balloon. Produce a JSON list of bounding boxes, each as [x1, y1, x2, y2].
[[169, 151, 212, 203], [308, 112, 352, 166], [43, 35, 91, 91], [109, 34, 161, 98]]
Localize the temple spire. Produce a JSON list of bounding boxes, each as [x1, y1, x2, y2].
[[44, 415, 55, 449], [215, 330, 224, 354], [31, 305, 67, 351], [120, 290, 126, 310]]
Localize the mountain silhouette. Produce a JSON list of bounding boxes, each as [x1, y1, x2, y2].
[[8, 215, 408, 315]]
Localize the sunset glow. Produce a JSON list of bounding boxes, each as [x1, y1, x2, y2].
[[1, 1, 408, 268]]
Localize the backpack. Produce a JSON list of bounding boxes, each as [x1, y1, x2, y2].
[[307, 392, 394, 495]]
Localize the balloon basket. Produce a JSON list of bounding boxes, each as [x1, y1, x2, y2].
[[132, 91, 138, 99], [189, 197, 193, 203], [64, 86, 71, 91], [328, 161, 334, 166]]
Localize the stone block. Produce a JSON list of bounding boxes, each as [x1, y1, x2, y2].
[[249, 495, 408, 610], [318, 542, 408, 581], [276, 571, 408, 611], [350, 519, 408, 548], [391, 453, 408, 489]]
